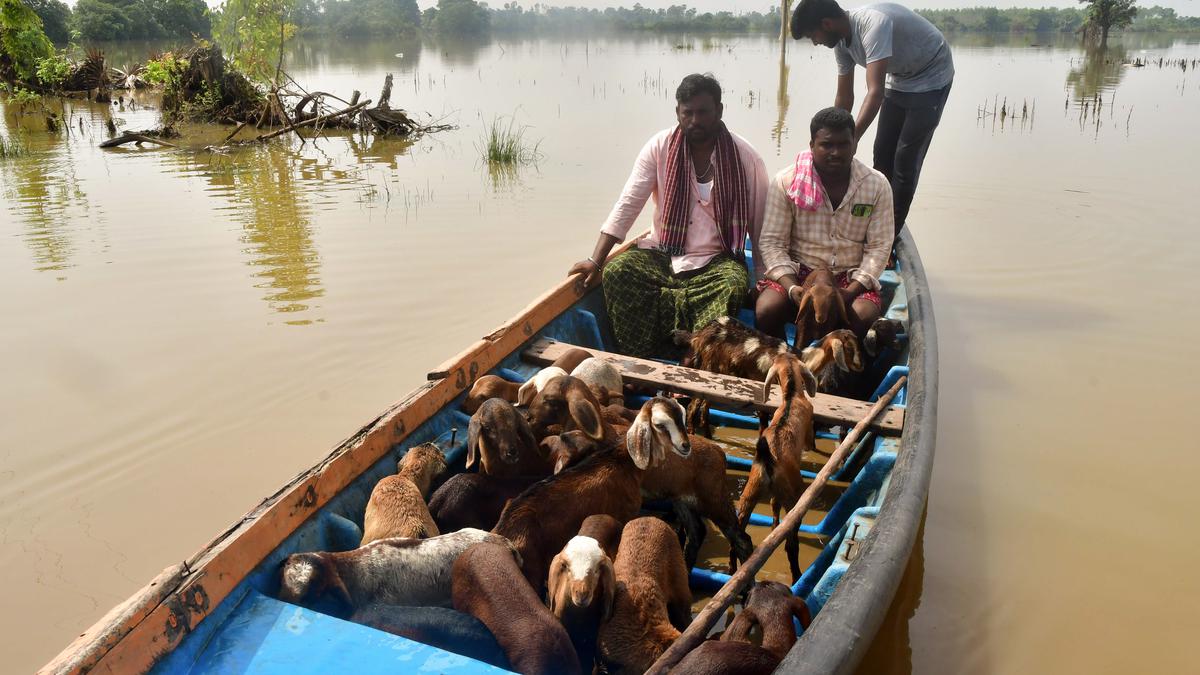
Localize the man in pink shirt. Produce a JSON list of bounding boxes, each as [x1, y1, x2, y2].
[[568, 74, 769, 358]]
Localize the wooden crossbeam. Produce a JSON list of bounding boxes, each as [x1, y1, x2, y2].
[[522, 338, 904, 436]]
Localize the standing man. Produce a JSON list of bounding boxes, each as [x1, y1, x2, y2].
[[568, 74, 768, 359], [790, 0, 953, 234]]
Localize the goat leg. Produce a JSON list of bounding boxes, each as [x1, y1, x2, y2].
[[786, 529, 802, 584], [671, 502, 706, 571], [701, 491, 753, 566], [730, 463, 768, 573]]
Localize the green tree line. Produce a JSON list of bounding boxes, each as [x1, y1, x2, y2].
[[13, 1, 1200, 46], [916, 5, 1198, 34]]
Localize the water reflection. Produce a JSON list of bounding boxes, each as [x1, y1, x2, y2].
[[771, 38, 790, 155], [192, 147, 326, 323], [1066, 43, 1129, 102], [0, 112, 89, 276], [285, 37, 423, 72]]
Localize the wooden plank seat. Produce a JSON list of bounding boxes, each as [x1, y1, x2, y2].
[[521, 338, 904, 436]]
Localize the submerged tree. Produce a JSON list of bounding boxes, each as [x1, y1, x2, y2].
[[1079, 0, 1138, 45]]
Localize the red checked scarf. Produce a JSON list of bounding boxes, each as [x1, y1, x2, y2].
[[658, 122, 750, 256]]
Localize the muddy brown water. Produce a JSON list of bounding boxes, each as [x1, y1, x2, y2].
[[3, 32, 1198, 673]]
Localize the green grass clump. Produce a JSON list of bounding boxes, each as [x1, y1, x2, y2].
[[0, 133, 30, 160], [479, 116, 541, 166]]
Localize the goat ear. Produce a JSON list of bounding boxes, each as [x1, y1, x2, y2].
[[600, 556, 616, 622], [465, 415, 481, 470], [516, 379, 538, 407], [569, 388, 604, 441], [799, 363, 818, 398], [835, 287, 852, 328], [517, 414, 541, 457], [791, 596, 813, 630], [761, 362, 780, 404], [546, 555, 565, 615], [552, 449, 569, 475], [320, 556, 353, 611], [832, 337, 849, 372], [722, 606, 761, 642], [626, 416, 653, 470]]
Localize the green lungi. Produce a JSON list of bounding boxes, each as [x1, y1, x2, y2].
[[602, 248, 749, 359]]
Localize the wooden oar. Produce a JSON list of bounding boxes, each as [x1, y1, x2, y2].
[[645, 376, 907, 675]]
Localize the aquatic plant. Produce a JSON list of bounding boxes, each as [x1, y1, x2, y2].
[[1, 82, 40, 106], [479, 115, 540, 166], [0, 130, 29, 159]]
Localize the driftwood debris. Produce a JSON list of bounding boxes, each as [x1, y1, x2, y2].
[[100, 133, 180, 149], [253, 99, 373, 141], [363, 74, 419, 136]]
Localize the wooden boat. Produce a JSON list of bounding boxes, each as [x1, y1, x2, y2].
[[42, 229, 936, 675]]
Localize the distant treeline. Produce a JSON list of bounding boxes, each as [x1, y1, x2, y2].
[[27, 0, 211, 43], [23, 1, 1200, 44], [915, 6, 1200, 34]]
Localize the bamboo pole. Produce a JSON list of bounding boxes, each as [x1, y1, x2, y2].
[[646, 376, 908, 675], [253, 99, 372, 142]]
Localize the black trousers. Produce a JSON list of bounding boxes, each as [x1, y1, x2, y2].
[[873, 83, 951, 235]]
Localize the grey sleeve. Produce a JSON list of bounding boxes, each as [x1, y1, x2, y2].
[[835, 45, 855, 75], [859, 11, 894, 64]]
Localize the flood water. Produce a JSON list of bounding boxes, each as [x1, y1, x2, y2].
[[3, 30, 1198, 673]]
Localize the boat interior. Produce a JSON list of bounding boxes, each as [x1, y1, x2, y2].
[[148, 251, 913, 673]]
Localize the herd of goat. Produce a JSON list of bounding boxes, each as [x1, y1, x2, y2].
[[276, 303, 904, 674]]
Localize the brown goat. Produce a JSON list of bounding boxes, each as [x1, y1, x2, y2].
[[492, 397, 691, 594], [524, 375, 606, 441], [577, 514, 622, 560], [597, 517, 693, 674], [670, 581, 812, 675], [794, 266, 851, 347], [428, 473, 541, 533], [464, 375, 520, 414], [468, 398, 550, 477], [551, 347, 595, 374], [361, 442, 447, 544], [547, 525, 618, 672], [642, 433, 753, 569], [800, 328, 865, 394], [452, 542, 582, 675], [674, 316, 793, 436], [732, 352, 817, 582]]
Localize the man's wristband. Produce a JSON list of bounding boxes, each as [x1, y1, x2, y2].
[[587, 256, 600, 267]]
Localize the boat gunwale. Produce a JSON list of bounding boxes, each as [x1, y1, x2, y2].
[[778, 227, 939, 674]]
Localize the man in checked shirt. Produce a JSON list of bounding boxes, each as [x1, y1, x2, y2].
[[754, 107, 893, 340]]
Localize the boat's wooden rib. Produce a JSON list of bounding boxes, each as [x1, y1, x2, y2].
[[40, 245, 637, 675], [523, 338, 904, 435]]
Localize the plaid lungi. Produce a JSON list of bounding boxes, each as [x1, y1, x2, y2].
[[602, 249, 748, 359]]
